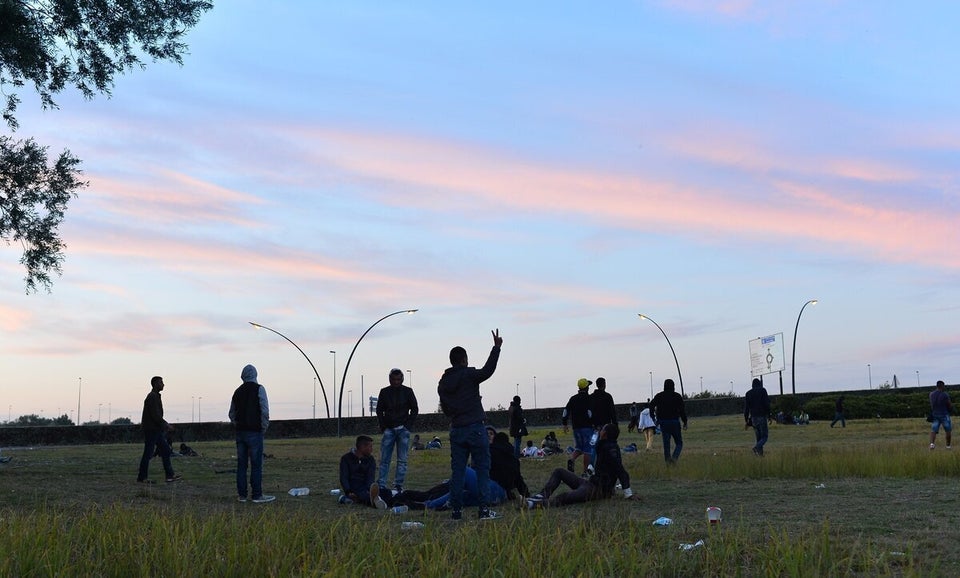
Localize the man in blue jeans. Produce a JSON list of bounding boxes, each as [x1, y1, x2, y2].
[[929, 380, 953, 450], [229, 364, 274, 503], [744, 378, 771, 456], [376, 368, 419, 493], [650, 379, 688, 464], [437, 329, 503, 520]]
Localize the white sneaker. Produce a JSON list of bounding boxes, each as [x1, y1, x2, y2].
[[929, 443, 935, 450], [370, 483, 388, 510], [252, 495, 275, 503], [947, 445, 952, 450]]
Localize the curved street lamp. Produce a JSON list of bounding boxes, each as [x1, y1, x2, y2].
[[638, 314, 684, 397], [339, 309, 418, 437], [790, 299, 818, 395], [249, 322, 329, 418]]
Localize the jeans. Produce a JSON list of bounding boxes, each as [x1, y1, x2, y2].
[[513, 436, 522, 458], [448, 422, 491, 511], [660, 419, 683, 462], [752, 416, 769, 454], [830, 412, 846, 428], [236, 430, 265, 499], [378, 426, 411, 488], [137, 430, 174, 481]]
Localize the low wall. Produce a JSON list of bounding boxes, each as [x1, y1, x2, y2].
[[0, 385, 937, 447]]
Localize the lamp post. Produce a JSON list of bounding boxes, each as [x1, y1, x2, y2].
[[700, 376, 703, 395], [329, 351, 337, 421], [339, 309, 418, 437], [638, 314, 684, 397], [98, 403, 102, 423], [790, 299, 818, 395], [407, 370, 412, 387], [249, 322, 329, 418], [348, 390, 353, 418], [198, 397, 202, 422], [192, 396, 195, 422], [77, 377, 82, 427], [867, 364, 872, 389], [533, 376, 537, 408], [916, 370, 920, 387], [649, 371, 653, 399]]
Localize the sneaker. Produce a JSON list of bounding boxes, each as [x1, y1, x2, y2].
[[393, 484, 404, 495], [586, 464, 595, 475], [566, 459, 574, 472], [531, 493, 544, 501], [252, 495, 276, 504], [947, 445, 953, 450], [338, 494, 354, 505], [451, 509, 462, 521], [165, 473, 182, 483], [478, 508, 501, 520], [237, 496, 247, 503], [930, 443, 936, 450], [526, 498, 544, 510], [370, 483, 388, 510]]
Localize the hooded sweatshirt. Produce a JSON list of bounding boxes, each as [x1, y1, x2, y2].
[[229, 364, 270, 433], [437, 346, 500, 427], [743, 379, 771, 421]]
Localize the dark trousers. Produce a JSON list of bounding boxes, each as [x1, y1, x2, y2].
[[660, 419, 683, 462], [542, 468, 599, 507], [138, 430, 174, 481]]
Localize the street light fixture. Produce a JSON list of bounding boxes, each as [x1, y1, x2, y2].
[[791, 299, 818, 395], [339, 309, 418, 437], [329, 351, 337, 420], [249, 322, 329, 418], [638, 314, 684, 397]]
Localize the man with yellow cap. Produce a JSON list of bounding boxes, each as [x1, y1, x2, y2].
[[562, 378, 594, 476]]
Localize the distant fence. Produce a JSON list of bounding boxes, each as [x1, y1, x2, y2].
[[0, 385, 943, 447]]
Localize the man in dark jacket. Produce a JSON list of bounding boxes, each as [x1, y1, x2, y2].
[[508, 395, 527, 458], [376, 368, 419, 492], [137, 376, 180, 484], [650, 379, 688, 464], [528, 423, 633, 508], [744, 378, 771, 456], [590, 377, 618, 428], [562, 378, 594, 475], [339, 435, 387, 508], [489, 431, 530, 500], [229, 364, 274, 503], [437, 329, 502, 521]]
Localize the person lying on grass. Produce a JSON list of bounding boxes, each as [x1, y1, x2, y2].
[[527, 423, 633, 509]]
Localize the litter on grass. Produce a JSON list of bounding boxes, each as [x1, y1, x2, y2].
[[653, 517, 673, 526], [679, 540, 705, 551]]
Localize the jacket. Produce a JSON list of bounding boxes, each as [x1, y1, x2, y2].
[[650, 390, 687, 425], [376, 384, 419, 430], [562, 390, 593, 429], [141, 389, 167, 434], [437, 346, 500, 427], [489, 433, 529, 499], [229, 381, 270, 433], [508, 403, 526, 437], [339, 448, 376, 495], [744, 382, 771, 421], [590, 389, 618, 426], [591, 437, 630, 497]]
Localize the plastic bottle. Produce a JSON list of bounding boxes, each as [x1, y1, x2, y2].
[[330, 489, 341, 496], [401, 521, 424, 529], [391, 505, 409, 514], [288, 487, 310, 496]]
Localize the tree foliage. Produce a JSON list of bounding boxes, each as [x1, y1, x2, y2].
[[0, 0, 212, 291]]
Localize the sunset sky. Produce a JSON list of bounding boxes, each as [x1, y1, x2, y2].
[[3, 1, 958, 425]]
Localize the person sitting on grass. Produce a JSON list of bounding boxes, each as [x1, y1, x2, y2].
[[338, 435, 387, 509], [540, 431, 563, 456], [411, 434, 425, 451], [521, 439, 543, 457], [527, 423, 633, 509]]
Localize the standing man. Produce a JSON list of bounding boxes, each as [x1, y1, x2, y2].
[[650, 379, 688, 464], [744, 378, 771, 456], [229, 364, 274, 503], [830, 395, 846, 428], [628, 402, 640, 433], [137, 376, 181, 484], [929, 380, 953, 450], [562, 378, 594, 476], [437, 329, 503, 521], [591, 377, 618, 427], [376, 368, 419, 493], [508, 395, 527, 458]]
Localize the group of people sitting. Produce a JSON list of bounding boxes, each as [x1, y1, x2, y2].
[[337, 422, 634, 512]]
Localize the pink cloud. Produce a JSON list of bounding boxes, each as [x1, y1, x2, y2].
[[0, 305, 31, 331]]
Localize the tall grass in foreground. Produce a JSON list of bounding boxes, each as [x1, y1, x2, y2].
[[0, 504, 932, 577]]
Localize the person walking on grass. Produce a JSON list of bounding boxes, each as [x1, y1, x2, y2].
[[437, 329, 503, 521], [562, 378, 594, 476], [229, 364, 274, 503], [650, 379, 687, 464], [527, 423, 633, 509], [638, 403, 657, 450], [375, 368, 419, 494], [744, 378, 771, 456], [929, 380, 953, 450], [137, 376, 181, 484], [830, 395, 846, 428]]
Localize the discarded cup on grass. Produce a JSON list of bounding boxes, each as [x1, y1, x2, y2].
[[814, 483, 826, 489], [288, 487, 310, 497], [706, 506, 722, 524], [679, 539, 705, 551], [330, 489, 341, 496], [401, 521, 425, 529], [652, 516, 673, 526]]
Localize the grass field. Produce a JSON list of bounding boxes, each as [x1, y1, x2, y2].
[[1, 415, 957, 576]]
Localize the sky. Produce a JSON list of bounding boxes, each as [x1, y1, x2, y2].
[[3, 1, 959, 425]]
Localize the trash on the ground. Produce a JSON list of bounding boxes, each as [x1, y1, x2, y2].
[[814, 483, 826, 489], [679, 539, 705, 551], [401, 521, 425, 529], [889, 551, 906, 557], [706, 506, 722, 524], [288, 487, 310, 496], [330, 489, 341, 496], [653, 516, 673, 526]]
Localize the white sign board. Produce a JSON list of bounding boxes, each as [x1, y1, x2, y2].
[[749, 333, 785, 377]]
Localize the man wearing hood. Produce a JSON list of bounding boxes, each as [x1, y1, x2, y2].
[[229, 364, 274, 503], [437, 329, 503, 521], [743, 377, 771, 456]]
